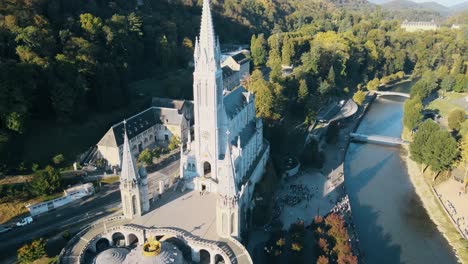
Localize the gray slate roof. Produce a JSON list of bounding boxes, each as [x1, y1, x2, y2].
[[223, 86, 251, 119], [98, 107, 185, 148], [231, 53, 249, 65]]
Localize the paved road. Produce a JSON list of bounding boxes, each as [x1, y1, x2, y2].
[[0, 183, 121, 261]]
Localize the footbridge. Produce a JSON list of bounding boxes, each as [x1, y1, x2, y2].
[[375, 91, 410, 98], [350, 133, 409, 146]]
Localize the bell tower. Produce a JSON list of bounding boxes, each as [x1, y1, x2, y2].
[[119, 121, 149, 219], [192, 0, 226, 181]]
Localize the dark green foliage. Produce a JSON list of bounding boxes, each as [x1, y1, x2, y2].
[[410, 121, 458, 174], [403, 96, 423, 130], [17, 238, 47, 264], [410, 121, 440, 165], [250, 34, 267, 67], [30, 166, 62, 196], [410, 71, 439, 100]]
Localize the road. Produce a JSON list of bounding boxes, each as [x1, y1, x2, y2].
[[0, 183, 121, 262]]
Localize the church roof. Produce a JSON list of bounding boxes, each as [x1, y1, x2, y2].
[[151, 98, 187, 113], [94, 247, 130, 264], [231, 52, 249, 65], [222, 66, 235, 79], [232, 121, 257, 149], [122, 241, 186, 264], [223, 86, 250, 119], [97, 107, 186, 148]]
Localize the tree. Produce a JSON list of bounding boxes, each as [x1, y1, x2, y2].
[[367, 78, 380, 91], [317, 255, 330, 264], [17, 238, 46, 264], [52, 154, 65, 165], [250, 34, 267, 67], [448, 109, 465, 131], [453, 74, 468, 92], [79, 13, 103, 36], [30, 166, 62, 196], [282, 35, 294, 66], [138, 149, 153, 165], [410, 121, 440, 166], [318, 79, 331, 95], [353, 90, 366, 106], [440, 75, 455, 92], [298, 79, 309, 103], [168, 136, 181, 151], [403, 96, 423, 130], [426, 130, 458, 179], [327, 66, 336, 91]]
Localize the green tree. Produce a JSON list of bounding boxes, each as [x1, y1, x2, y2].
[[410, 120, 440, 166], [403, 96, 423, 130], [367, 78, 380, 91], [298, 79, 309, 103], [17, 238, 46, 264], [138, 149, 153, 165], [168, 136, 181, 151], [327, 66, 336, 91], [448, 109, 465, 131], [440, 75, 455, 92], [79, 13, 103, 36], [250, 34, 267, 67], [52, 154, 65, 166], [453, 74, 468, 92], [30, 166, 62, 196], [353, 90, 366, 106], [281, 35, 294, 66], [318, 79, 331, 95], [427, 130, 459, 179]]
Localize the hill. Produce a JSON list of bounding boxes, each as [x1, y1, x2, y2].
[[381, 0, 450, 15]]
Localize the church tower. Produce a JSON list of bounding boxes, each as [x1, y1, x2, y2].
[[192, 0, 226, 181], [119, 121, 150, 219], [216, 131, 240, 238]]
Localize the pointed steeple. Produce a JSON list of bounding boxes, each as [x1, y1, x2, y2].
[[121, 120, 139, 182], [195, 0, 219, 71], [219, 130, 237, 197]]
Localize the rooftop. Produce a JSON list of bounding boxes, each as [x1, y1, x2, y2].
[[133, 190, 219, 241]]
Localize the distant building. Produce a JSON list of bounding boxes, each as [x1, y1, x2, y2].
[[451, 24, 461, 30], [401, 20, 438, 32], [96, 98, 193, 167], [26, 183, 94, 216], [221, 50, 250, 91]]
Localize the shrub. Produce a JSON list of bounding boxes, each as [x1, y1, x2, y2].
[[352, 90, 366, 106], [448, 109, 465, 131], [52, 154, 65, 165], [17, 238, 47, 264]]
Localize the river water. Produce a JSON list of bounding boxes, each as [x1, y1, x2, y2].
[[344, 93, 459, 264]]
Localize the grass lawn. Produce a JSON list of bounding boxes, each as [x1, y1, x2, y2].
[[99, 175, 120, 184], [426, 91, 468, 135]]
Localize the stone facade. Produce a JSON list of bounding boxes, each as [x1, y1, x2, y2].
[[180, 0, 269, 239], [97, 99, 192, 167]]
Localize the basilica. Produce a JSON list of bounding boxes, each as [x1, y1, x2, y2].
[[178, 0, 269, 239]]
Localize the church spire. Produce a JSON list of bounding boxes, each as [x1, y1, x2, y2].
[[219, 130, 237, 198], [121, 120, 139, 182], [195, 0, 220, 71]]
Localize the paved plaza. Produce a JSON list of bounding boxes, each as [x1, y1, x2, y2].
[[277, 169, 341, 228], [435, 179, 468, 239], [133, 190, 219, 241]]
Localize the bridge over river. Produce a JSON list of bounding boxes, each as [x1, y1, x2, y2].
[[375, 91, 410, 98], [350, 133, 409, 146]]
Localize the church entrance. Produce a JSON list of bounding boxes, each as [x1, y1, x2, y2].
[[201, 184, 206, 191], [203, 162, 211, 177]]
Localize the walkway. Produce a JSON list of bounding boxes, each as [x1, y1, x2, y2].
[[375, 91, 410, 98], [350, 133, 409, 146]]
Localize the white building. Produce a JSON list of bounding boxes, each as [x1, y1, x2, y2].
[[221, 50, 250, 91], [26, 183, 94, 216], [180, 0, 269, 239], [401, 20, 438, 32], [96, 98, 192, 167]]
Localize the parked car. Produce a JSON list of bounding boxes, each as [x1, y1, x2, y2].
[[0, 226, 13, 233], [16, 216, 33, 227]]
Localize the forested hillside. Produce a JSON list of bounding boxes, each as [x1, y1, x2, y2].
[[0, 0, 466, 175]]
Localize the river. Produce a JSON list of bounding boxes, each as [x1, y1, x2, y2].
[[344, 92, 459, 264]]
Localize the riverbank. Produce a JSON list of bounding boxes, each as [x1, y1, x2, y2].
[[404, 148, 468, 264]]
